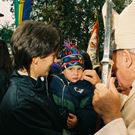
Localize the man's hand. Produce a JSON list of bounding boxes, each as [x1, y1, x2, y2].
[[92, 77, 121, 124], [81, 69, 101, 85]]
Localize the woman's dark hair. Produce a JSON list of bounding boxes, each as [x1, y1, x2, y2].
[[11, 20, 61, 72], [0, 39, 12, 74]]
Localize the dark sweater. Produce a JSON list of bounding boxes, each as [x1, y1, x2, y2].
[[0, 71, 62, 135], [0, 68, 10, 103]]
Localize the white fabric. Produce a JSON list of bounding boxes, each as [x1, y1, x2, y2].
[[94, 80, 135, 135], [94, 118, 127, 135], [115, 0, 135, 49]]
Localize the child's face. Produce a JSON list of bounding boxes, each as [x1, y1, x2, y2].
[[63, 65, 84, 83]]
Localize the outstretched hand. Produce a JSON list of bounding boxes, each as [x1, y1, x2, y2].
[[81, 69, 101, 85], [92, 77, 121, 124]]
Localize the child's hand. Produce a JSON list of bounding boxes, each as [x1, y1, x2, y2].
[[67, 113, 78, 129]]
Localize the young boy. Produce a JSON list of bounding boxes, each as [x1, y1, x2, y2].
[[49, 43, 97, 135]]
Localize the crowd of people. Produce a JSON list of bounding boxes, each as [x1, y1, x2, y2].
[[0, 0, 135, 135]]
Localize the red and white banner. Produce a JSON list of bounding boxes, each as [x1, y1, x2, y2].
[[87, 20, 100, 69]]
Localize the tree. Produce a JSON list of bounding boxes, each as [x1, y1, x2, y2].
[[0, 25, 13, 44], [0, 0, 126, 58], [31, 0, 105, 50]]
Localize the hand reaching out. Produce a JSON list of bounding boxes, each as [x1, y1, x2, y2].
[[81, 69, 101, 85], [92, 77, 121, 124]]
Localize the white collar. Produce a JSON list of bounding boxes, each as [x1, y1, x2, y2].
[[17, 70, 38, 80]]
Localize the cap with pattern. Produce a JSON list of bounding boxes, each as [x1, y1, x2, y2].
[[60, 42, 84, 70]]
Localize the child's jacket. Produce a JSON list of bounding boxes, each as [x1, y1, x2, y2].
[[49, 73, 97, 135]]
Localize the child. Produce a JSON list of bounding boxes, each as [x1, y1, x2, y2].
[[49, 42, 97, 135]]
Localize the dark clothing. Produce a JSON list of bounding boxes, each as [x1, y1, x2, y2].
[[0, 71, 62, 135], [0, 68, 10, 103], [48, 73, 97, 135], [50, 63, 62, 74]]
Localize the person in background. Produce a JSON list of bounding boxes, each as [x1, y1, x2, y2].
[[49, 43, 97, 135], [81, 50, 93, 70], [0, 39, 12, 103], [91, 1, 135, 135], [0, 20, 63, 135]]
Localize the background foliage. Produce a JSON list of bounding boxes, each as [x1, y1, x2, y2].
[[31, 0, 104, 50], [0, 0, 129, 58], [30, 0, 126, 58]]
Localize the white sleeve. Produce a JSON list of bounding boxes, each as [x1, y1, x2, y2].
[[94, 118, 127, 135]]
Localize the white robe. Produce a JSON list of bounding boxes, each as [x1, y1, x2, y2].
[[95, 81, 135, 135]]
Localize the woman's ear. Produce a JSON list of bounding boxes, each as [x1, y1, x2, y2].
[[32, 57, 39, 65], [123, 50, 132, 68]]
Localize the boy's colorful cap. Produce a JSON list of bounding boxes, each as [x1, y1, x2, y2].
[[60, 42, 84, 70]]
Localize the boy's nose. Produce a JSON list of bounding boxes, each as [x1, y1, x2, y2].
[[73, 70, 79, 75]]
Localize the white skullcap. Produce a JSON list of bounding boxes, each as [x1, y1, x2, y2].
[[115, 0, 135, 50]]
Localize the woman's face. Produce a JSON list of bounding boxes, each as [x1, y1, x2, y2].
[[31, 53, 57, 78], [39, 53, 57, 76]]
